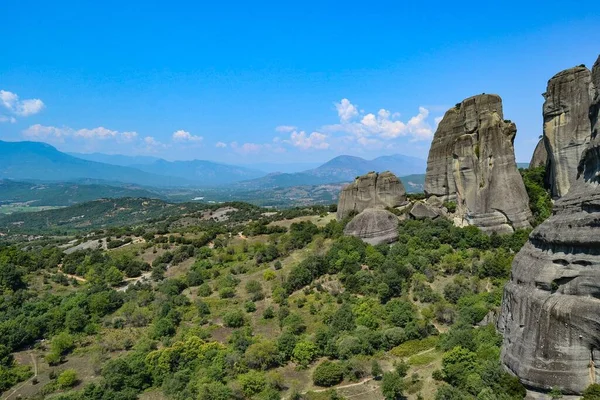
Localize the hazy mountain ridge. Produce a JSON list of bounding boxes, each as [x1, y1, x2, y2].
[[0, 141, 190, 187], [237, 154, 427, 188]]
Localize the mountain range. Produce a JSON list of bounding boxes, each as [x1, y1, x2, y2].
[[0, 140, 428, 189]]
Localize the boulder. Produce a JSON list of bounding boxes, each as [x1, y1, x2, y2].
[[543, 65, 594, 198], [409, 202, 441, 220], [343, 208, 399, 245], [498, 55, 600, 394], [529, 138, 548, 168], [336, 171, 406, 220], [424, 94, 532, 233]]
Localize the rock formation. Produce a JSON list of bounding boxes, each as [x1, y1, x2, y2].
[[529, 138, 548, 168], [343, 208, 399, 245], [498, 55, 600, 394], [336, 171, 406, 220], [424, 94, 532, 233], [409, 202, 441, 220], [543, 65, 594, 198]]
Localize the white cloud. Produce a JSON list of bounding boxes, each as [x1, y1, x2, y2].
[[23, 124, 139, 143], [276, 98, 437, 153], [0, 90, 45, 118], [0, 115, 17, 123], [335, 98, 359, 122], [172, 129, 203, 143], [325, 100, 435, 142], [215, 141, 227, 148], [434, 116, 443, 126], [275, 125, 297, 133], [289, 131, 329, 150]]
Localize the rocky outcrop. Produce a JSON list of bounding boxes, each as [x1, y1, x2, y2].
[[543, 65, 594, 198], [336, 171, 406, 219], [498, 55, 600, 394], [343, 208, 399, 245], [409, 202, 441, 220], [529, 138, 548, 168], [424, 94, 532, 233]]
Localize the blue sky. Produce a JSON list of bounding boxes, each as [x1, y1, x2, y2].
[[1, 1, 598, 164]]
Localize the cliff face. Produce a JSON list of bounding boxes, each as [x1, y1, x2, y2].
[[336, 171, 406, 220], [543, 65, 594, 198], [424, 94, 532, 233], [530, 138, 548, 168], [499, 56, 600, 394]]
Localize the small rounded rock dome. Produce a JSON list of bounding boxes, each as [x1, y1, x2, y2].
[[343, 208, 399, 245]]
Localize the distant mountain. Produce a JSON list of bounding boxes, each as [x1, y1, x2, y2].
[[239, 162, 322, 174], [237, 154, 427, 189], [68, 152, 160, 166], [0, 141, 189, 187], [131, 159, 266, 185], [0, 180, 165, 206]]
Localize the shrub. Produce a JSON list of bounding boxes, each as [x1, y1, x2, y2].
[[583, 384, 600, 399], [57, 369, 78, 388], [313, 361, 345, 387], [223, 310, 245, 328]]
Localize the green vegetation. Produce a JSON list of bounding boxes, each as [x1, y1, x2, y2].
[[520, 165, 552, 226], [0, 198, 532, 399]]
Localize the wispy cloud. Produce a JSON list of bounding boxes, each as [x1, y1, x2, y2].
[[0, 90, 45, 122], [215, 141, 227, 148], [23, 124, 138, 143], [275, 125, 297, 133]]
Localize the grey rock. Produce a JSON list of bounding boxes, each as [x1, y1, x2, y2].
[[425, 94, 532, 233], [529, 138, 548, 168], [426, 195, 444, 207], [499, 55, 600, 394], [543, 65, 594, 198], [336, 171, 406, 220], [409, 202, 441, 220], [343, 208, 399, 245]]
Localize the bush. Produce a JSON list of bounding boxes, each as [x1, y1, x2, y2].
[[263, 306, 275, 319], [583, 384, 600, 399], [57, 369, 78, 388], [313, 361, 345, 387], [382, 372, 405, 400], [223, 310, 246, 328]]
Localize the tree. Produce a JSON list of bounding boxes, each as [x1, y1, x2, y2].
[[381, 372, 405, 400], [223, 310, 246, 328], [292, 340, 318, 368], [65, 307, 89, 332], [371, 360, 383, 379], [238, 370, 267, 397], [104, 266, 124, 286], [313, 361, 345, 387], [441, 346, 476, 387], [57, 369, 78, 388], [0, 263, 25, 292], [198, 382, 233, 400], [246, 280, 265, 301], [46, 332, 74, 365], [245, 340, 279, 370]]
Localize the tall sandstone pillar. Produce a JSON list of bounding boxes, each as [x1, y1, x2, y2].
[[499, 55, 600, 394], [424, 94, 531, 233], [543, 65, 594, 198]]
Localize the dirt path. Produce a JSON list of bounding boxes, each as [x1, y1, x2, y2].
[[284, 347, 437, 399], [2, 352, 37, 400]]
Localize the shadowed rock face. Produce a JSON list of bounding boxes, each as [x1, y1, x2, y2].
[[543, 65, 594, 198], [499, 56, 600, 394], [336, 171, 406, 220], [425, 94, 532, 233], [530, 138, 548, 168], [343, 208, 399, 245]]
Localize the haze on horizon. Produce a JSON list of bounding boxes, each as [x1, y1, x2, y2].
[[1, 1, 598, 165]]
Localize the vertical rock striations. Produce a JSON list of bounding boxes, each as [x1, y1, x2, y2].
[[543, 65, 594, 198], [336, 171, 406, 220], [499, 55, 600, 394], [424, 94, 532, 233], [530, 138, 548, 168]]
